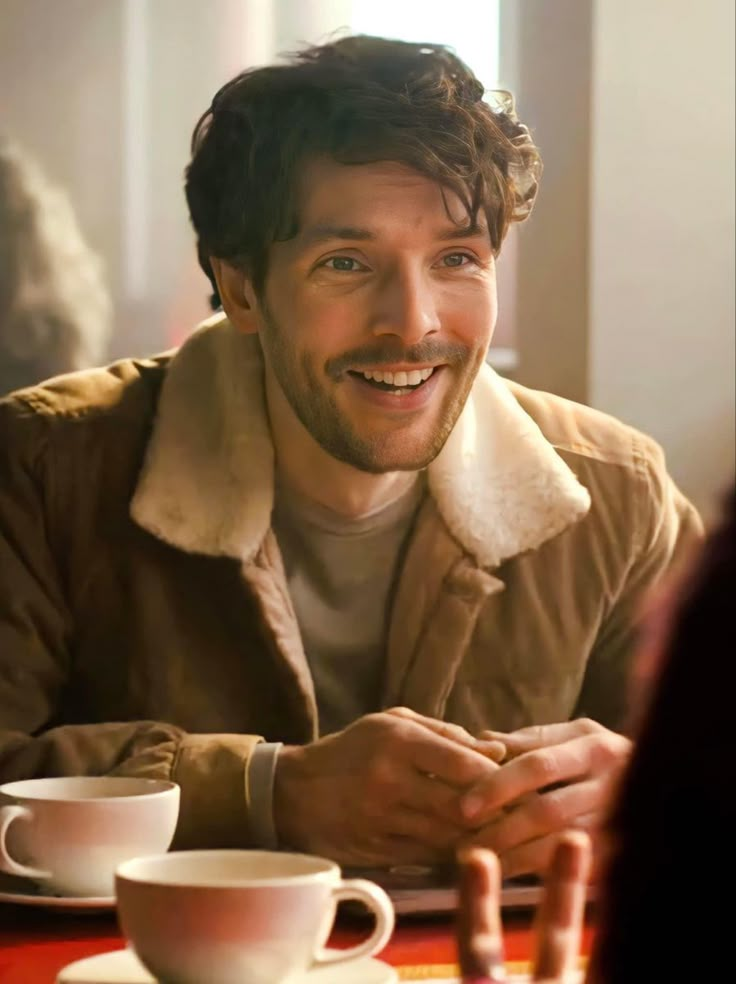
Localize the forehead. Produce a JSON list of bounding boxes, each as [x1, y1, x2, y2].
[[291, 157, 481, 237]]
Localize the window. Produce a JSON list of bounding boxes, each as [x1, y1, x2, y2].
[[349, 1, 500, 91]]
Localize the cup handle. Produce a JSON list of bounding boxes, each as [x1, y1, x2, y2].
[[0, 805, 51, 880], [311, 877, 395, 970]]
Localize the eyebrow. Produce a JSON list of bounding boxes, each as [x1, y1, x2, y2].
[[299, 223, 488, 248]]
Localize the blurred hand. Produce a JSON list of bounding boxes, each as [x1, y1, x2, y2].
[[459, 719, 630, 877], [272, 707, 505, 865], [457, 831, 591, 983]]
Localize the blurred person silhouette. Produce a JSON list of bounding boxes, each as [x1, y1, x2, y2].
[[0, 138, 111, 395], [457, 484, 735, 981]]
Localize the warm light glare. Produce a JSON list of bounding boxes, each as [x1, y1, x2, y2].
[[350, 0, 500, 88]]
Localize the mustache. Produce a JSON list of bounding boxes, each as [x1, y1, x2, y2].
[[327, 339, 469, 379]]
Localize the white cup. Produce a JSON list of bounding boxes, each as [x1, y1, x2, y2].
[[0, 776, 180, 897], [116, 849, 395, 984]]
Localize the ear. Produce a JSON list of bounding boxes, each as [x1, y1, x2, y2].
[[210, 257, 261, 335]]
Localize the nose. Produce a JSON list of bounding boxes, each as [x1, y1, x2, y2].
[[369, 263, 441, 345]]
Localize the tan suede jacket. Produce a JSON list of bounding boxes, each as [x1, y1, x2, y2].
[[0, 316, 701, 847]]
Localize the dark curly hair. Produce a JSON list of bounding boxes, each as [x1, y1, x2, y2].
[[185, 35, 542, 308]]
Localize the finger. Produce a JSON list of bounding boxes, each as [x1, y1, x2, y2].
[[374, 834, 455, 865], [460, 733, 623, 824], [388, 707, 506, 763], [533, 832, 591, 982], [467, 780, 603, 855], [398, 770, 470, 826], [387, 806, 466, 851], [329, 832, 447, 867], [498, 816, 598, 880], [397, 773, 504, 833], [456, 848, 507, 981], [400, 722, 503, 789], [479, 719, 603, 759]]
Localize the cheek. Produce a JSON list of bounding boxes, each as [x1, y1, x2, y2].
[[302, 303, 365, 358], [441, 287, 497, 345]]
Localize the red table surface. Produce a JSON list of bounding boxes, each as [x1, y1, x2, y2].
[[0, 903, 594, 983]]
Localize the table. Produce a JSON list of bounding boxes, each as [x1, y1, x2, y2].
[[0, 902, 594, 982]]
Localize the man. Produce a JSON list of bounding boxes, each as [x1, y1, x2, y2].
[[0, 37, 699, 877]]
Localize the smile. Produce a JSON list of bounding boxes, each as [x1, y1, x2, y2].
[[349, 366, 436, 394]]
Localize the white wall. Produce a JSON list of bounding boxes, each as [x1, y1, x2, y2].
[[0, 0, 273, 358], [500, 0, 593, 402], [589, 0, 735, 519], [2, 0, 732, 518]]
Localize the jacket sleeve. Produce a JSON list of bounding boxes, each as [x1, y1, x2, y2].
[[0, 398, 263, 848], [573, 434, 704, 733]]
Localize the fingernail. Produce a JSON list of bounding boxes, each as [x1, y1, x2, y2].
[[551, 831, 591, 880], [483, 741, 506, 763]]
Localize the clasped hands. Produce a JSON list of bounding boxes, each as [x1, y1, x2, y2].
[[273, 707, 630, 876]]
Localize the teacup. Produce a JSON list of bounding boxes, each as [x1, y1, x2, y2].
[[0, 776, 179, 897], [116, 849, 395, 984]]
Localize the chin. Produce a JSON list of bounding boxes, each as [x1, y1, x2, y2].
[[352, 455, 436, 475], [328, 433, 446, 475]]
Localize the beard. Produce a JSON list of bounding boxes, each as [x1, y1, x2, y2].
[[258, 304, 486, 474]]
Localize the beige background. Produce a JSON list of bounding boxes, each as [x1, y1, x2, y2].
[[588, 0, 735, 522]]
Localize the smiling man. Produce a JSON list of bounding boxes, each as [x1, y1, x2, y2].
[[0, 37, 700, 877]]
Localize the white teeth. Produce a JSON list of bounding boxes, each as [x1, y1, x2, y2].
[[360, 367, 436, 386]]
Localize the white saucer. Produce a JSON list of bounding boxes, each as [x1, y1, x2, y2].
[[0, 872, 114, 912], [57, 947, 398, 983]]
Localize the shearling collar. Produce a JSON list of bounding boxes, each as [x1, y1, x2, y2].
[[131, 314, 590, 569]]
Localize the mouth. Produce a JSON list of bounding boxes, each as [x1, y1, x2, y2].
[[347, 365, 440, 396]]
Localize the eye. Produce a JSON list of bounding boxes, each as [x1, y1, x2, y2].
[[321, 256, 367, 272], [440, 252, 475, 268]]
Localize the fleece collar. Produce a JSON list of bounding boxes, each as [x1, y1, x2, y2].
[[131, 314, 590, 569]]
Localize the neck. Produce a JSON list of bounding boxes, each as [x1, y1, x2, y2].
[[264, 365, 418, 520]]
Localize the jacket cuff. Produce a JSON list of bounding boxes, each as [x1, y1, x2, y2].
[[171, 732, 264, 848], [245, 742, 283, 849]]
